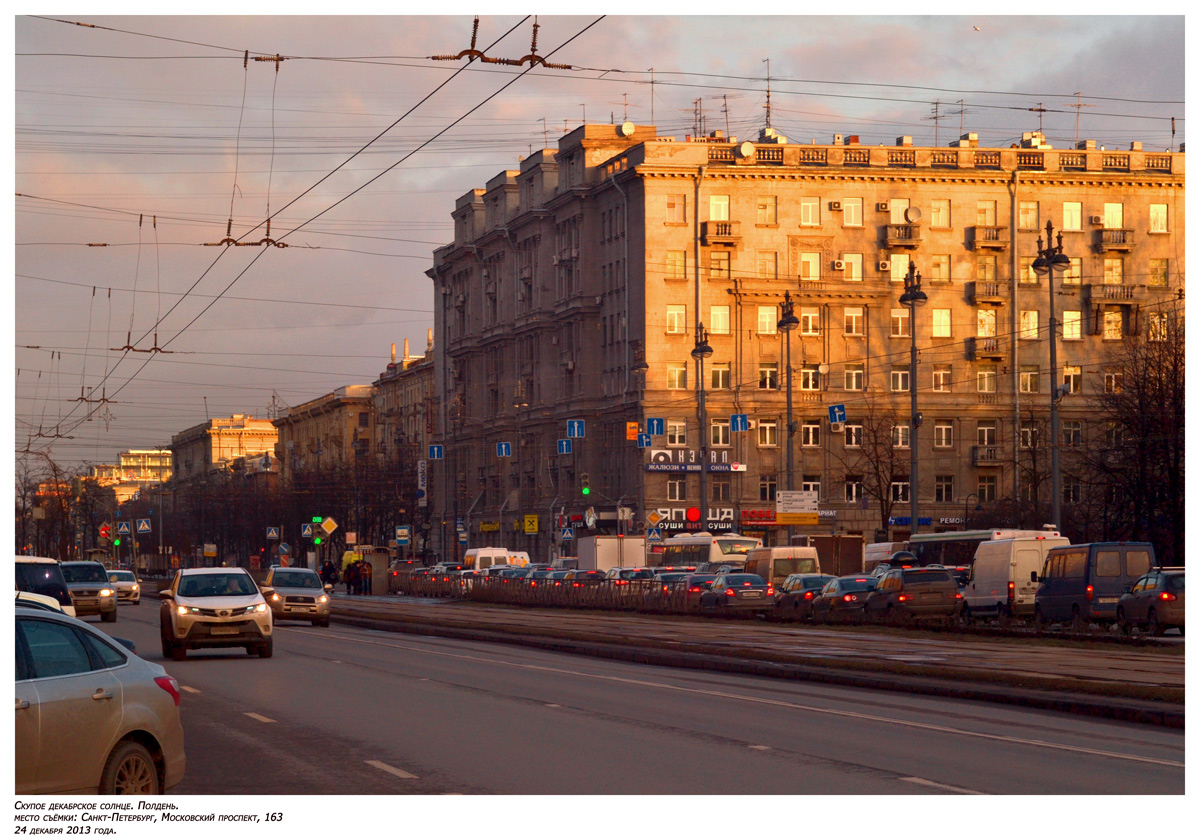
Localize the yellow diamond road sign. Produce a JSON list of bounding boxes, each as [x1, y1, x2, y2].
[[321, 516, 338, 536], [646, 511, 662, 526]]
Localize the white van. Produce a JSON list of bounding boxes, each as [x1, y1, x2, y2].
[[742, 547, 820, 588], [863, 542, 906, 574], [463, 547, 532, 571], [961, 535, 1069, 621]]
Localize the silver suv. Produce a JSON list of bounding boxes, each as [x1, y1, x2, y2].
[[60, 561, 118, 622], [159, 568, 273, 660]]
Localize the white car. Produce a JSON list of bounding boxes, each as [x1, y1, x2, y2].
[[107, 569, 142, 605], [159, 568, 273, 660]]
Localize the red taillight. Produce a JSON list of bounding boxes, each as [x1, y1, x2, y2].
[[842, 594, 855, 602], [1086, 584, 1094, 601], [688, 586, 702, 593], [1007, 580, 1015, 602], [804, 591, 815, 600], [725, 588, 737, 597], [1160, 592, 1177, 602], [572, 582, 581, 587], [955, 592, 963, 599], [154, 675, 181, 707], [662, 585, 669, 593], [898, 594, 912, 603]]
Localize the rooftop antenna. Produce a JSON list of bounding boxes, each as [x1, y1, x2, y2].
[[623, 92, 628, 122], [540, 117, 548, 146], [762, 57, 772, 130], [1062, 92, 1095, 144], [723, 93, 730, 137], [648, 67, 654, 125], [923, 99, 944, 146], [951, 99, 977, 138], [1029, 102, 1048, 134]]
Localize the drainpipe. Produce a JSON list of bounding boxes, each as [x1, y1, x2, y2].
[[1009, 170, 1021, 517]]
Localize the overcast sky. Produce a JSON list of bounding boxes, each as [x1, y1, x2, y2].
[[10, 13, 1186, 472]]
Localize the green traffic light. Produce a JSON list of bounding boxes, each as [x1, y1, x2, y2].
[[113, 538, 121, 546], [314, 536, 322, 545], [581, 487, 590, 495]]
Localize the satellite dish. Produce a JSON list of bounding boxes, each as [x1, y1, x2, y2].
[[620, 121, 635, 137], [905, 206, 923, 223], [737, 141, 755, 158]]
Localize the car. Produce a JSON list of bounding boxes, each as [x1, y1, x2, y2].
[[525, 569, 555, 587], [644, 571, 693, 607], [563, 569, 607, 587], [15, 606, 186, 794], [1117, 569, 1185, 636], [869, 551, 919, 578], [262, 567, 333, 627], [775, 573, 837, 620], [547, 570, 572, 587], [159, 567, 273, 660], [1034, 542, 1156, 631], [699, 574, 775, 613], [15, 556, 76, 617], [865, 568, 962, 624], [107, 569, 142, 605], [670, 574, 717, 609], [16, 590, 70, 613], [811, 576, 879, 623], [61, 561, 118, 622]]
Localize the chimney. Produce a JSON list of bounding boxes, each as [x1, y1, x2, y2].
[[390, 343, 396, 364]]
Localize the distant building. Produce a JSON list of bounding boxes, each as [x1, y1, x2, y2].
[[373, 332, 435, 462], [170, 414, 278, 484], [273, 386, 375, 484], [89, 448, 174, 504]]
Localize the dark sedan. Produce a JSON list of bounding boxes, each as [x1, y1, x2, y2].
[[1118, 569, 1185, 636], [699, 574, 775, 614], [811, 576, 879, 624], [775, 574, 837, 620]]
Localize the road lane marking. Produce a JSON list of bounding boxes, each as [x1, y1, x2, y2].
[[748, 745, 770, 751], [366, 760, 418, 780], [901, 777, 984, 795], [180, 686, 201, 694], [299, 628, 1184, 769], [244, 712, 276, 723], [545, 703, 561, 708]]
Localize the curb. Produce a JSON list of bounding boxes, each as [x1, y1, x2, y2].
[[331, 612, 1184, 729]]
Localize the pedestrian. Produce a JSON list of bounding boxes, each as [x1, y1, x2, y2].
[[345, 561, 359, 595], [361, 560, 373, 595]]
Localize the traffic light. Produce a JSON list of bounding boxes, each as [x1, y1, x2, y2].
[[313, 535, 322, 546], [113, 537, 121, 547], [580, 473, 590, 496]]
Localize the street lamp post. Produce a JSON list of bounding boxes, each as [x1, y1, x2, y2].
[[692, 324, 713, 532], [777, 293, 800, 544], [1032, 221, 1072, 531], [963, 492, 979, 530], [899, 261, 927, 536]]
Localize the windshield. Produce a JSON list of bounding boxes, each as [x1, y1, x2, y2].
[[841, 578, 878, 592], [272, 571, 322, 589], [108, 571, 136, 582], [179, 573, 258, 598], [62, 564, 109, 583], [717, 539, 760, 556]]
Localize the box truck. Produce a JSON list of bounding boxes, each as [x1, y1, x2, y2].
[[575, 535, 646, 572]]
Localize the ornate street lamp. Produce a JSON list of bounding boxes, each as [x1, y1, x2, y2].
[[777, 292, 800, 543], [692, 323, 713, 531], [898, 261, 927, 535], [1032, 221, 1072, 531]]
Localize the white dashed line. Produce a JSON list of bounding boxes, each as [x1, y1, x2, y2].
[[180, 686, 201, 694], [545, 703, 561, 708], [901, 776, 984, 795], [366, 760, 418, 780], [748, 745, 770, 751], [244, 712, 276, 723]]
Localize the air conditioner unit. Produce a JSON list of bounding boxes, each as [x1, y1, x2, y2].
[[829, 201, 843, 211], [551, 335, 559, 345], [564, 360, 575, 372], [833, 259, 846, 270], [552, 255, 560, 265], [571, 247, 579, 259], [830, 421, 845, 433], [1089, 215, 1104, 225], [877, 201, 890, 212], [878, 260, 891, 271]]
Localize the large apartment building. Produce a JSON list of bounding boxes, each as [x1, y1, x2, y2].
[[427, 122, 1184, 560]]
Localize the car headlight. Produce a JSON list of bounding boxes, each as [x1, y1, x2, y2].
[[318, 595, 329, 604], [132, 584, 139, 591], [270, 593, 281, 601], [99, 588, 114, 597], [176, 605, 191, 616], [253, 603, 267, 613]]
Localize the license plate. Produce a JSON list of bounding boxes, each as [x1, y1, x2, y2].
[[210, 626, 239, 635], [741, 591, 761, 598], [1098, 597, 1119, 604]]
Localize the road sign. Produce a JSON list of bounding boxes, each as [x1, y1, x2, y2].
[[320, 517, 338, 536], [136, 518, 151, 534], [647, 510, 662, 526], [428, 444, 444, 460], [458, 533, 468, 545], [626, 421, 639, 441], [560, 528, 575, 541], [266, 526, 281, 540], [203, 543, 217, 558], [828, 404, 847, 424], [776, 490, 820, 525], [301, 523, 314, 538], [116, 521, 131, 536], [567, 419, 585, 438], [497, 441, 512, 458], [636, 433, 651, 449], [524, 514, 539, 534], [730, 413, 750, 433], [557, 438, 573, 455], [279, 542, 291, 555], [646, 417, 664, 436], [647, 527, 663, 541]]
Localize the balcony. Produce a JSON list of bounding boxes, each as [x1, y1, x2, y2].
[[971, 225, 1009, 250], [967, 282, 1006, 306], [972, 445, 1003, 466], [965, 336, 1004, 361], [701, 220, 741, 245], [884, 223, 921, 249], [1082, 283, 1145, 307], [1096, 228, 1136, 252]]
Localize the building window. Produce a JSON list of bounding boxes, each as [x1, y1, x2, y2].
[[844, 306, 864, 336], [1149, 259, 1169, 286], [757, 195, 777, 225], [1021, 422, 1038, 450], [844, 423, 863, 448], [844, 363, 864, 391], [802, 475, 821, 496], [1148, 312, 1169, 342], [666, 305, 687, 334], [1020, 365, 1040, 393], [710, 251, 730, 280], [1019, 256, 1038, 284], [667, 363, 688, 390], [843, 253, 863, 282], [977, 365, 997, 393], [891, 366, 910, 392], [933, 422, 953, 448], [892, 424, 911, 448], [977, 255, 996, 282], [712, 477, 731, 502], [977, 200, 997, 226], [710, 362, 731, 390], [1062, 202, 1082, 231], [799, 365, 822, 391], [758, 363, 778, 389], [710, 305, 730, 334], [1020, 310, 1039, 340], [935, 475, 954, 503], [1062, 257, 1082, 286], [891, 480, 910, 503], [843, 197, 863, 227], [800, 196, 820, 226], [977, 308, 997, 337], [666, 195, 686, 223], [1062, 310, 1082, 340], [709, 194, 729, 221], [667, 419, 687, 446], [1149, 203, 1168, 233], [1103, 202, 1124, 229], [1103, 258, 1123, 285], [845, 476, 864, 503], [930, 199, 950, 228], [1064, 479, 1082, 504], [1063, 365, 1081, 395], [758, 420, 778, 447], [891, 257, 909, 283], [800, 307, 820, 335], [757, 306, 777, 334], [1063, 421, 1082, 447], [667, 477, 687, 502], [758, 250, 779, 279], [1019, 200, 1039, 230], [889, 198, 910, 225], [666, 250, 686, 278], [978, 474, 997, 503], [932, 308, 952, 338], [801, 421, 821, 447], [891, 308, 910, 338], [1104, 371, 1123, 394], [1105, 422, 1123, 448], [759, 478, 777, 502], [932, 365, 952, 392], [711, 419, 730, 447], [977, 420, 997, 447], [799, 252, 820, 281], [1103, 310, 1123, 340], [929, 254, 950, 283]]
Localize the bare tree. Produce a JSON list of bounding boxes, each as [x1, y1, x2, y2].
[[831, 391, 912, 537]]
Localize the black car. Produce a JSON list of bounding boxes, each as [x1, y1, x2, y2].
[[775, 574, 837, 620], [811, 576, 879, 623], [15, 556, 74, 616], [699, 574, 775, 613]]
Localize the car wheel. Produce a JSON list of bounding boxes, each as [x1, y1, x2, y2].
[[170, 644, 188, 661], [1070, 606, 1087, 634], [133, 598, 140, 606], [1147, 609, 1164, 637], [101, 609, 117, 623], [1033, 605, 1047, 633], [256, 639, 274, 658], [99, 740, 160, 795], [1117, 607, 1132, 635], [321, 616, 331, 627], [957, 604, 971, 628]]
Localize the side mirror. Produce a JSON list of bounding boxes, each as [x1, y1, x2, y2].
[[325, 584, 334, 593], [159, 590, 173, 600], [1030, 571, 1039, 583]]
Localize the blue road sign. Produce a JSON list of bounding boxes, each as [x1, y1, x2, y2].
[[560, 528, 575, 541], [557, 439, 573, 455], [301, 523, 314, 538], [730, 414, 750, 433], [116, 521, 132, 536], [136, 518, 152, 534], [458, 533, 468, 545], [828, 404, 847, 424], [279, 542, 290, 555], [497, 441, 512, 458], [637, 433, 652, 449], [647, 527, 663, 541], [428, 444, 444, 460], [567, 419, 585, 438], [646, 417, 665, 436], [266, 526, 280, 540]]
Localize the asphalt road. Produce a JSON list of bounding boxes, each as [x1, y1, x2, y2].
[[98, 601, 1184, 795]]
